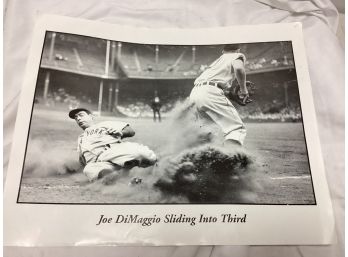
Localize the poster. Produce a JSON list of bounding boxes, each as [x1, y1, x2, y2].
[[4, 15, 335, 246]]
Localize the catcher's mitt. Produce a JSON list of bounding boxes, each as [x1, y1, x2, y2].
[[225, 80, 256, 106]]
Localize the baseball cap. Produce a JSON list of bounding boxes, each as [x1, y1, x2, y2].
[[68, 108, 92, 119]]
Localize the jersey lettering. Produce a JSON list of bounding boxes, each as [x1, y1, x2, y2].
[[77, 121, 129, 164]]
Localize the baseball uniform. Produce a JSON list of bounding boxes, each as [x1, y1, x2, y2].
[[189, 52, 247, 145], [77, 120, 157, 181]]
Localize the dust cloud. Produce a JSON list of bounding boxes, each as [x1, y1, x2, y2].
[[23, 138, 82, 177], [23, 100, 262, 203], [151, 100, 261, 203], [85, 100, 261, 203]]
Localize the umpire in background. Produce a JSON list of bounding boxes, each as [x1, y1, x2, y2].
[[151, 90, 162, 122]]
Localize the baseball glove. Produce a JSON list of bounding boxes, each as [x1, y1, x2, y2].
[[225, 80, 256, 106]]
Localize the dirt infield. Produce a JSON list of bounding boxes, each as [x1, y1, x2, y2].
[[17, 108, 315, 204]]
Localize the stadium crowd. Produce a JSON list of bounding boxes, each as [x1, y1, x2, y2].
[[35, 89, 301, 122], [38, 34, 299, 121]]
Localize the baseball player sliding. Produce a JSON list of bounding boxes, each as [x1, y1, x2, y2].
[[190, 44, 251, 147], [69, 108, 157, 182]]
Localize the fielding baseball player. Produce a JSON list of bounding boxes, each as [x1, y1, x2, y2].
[[69, 108, 157, 181], [189, 44, 250, 146]]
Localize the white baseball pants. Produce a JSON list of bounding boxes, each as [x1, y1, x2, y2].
[[83, 142, 157, 181], [189, 84, 246, 145]]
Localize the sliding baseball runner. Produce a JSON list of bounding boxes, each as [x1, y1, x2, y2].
[[69, 108, 157, 182]]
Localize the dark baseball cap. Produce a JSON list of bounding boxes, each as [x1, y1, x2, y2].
[[68, 108, 92, 119]]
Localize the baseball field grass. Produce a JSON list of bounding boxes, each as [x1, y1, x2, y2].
[[17, 108, 316, 204]]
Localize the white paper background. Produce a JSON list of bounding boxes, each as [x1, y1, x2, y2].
[[4, 0, 344, 256]]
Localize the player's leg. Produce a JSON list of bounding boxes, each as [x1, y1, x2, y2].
[[198, 86, 247, 145], [98, 142, 157, 169], [153, 109, 156, 122], [189, 85, 221, 144], [192, 109, 219, 144], [157, 110, 161, 122], [205, 106, 246, 145], [125, 142, 158, 167], [82, 161, 121, 181]]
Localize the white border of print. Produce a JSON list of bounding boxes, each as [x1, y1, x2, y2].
[[4, 15, 335, 246]]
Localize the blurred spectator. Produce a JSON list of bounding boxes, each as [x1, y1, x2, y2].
[[55, 53, 68, 61], [271, 59, 279, 67], [147, 64, 153, 72], [283, 55, 289, 66], [150, 90, 162, 122], [199, 64, 208, 72], [259, 58, 266, 64], [68, 96, 80, 110]]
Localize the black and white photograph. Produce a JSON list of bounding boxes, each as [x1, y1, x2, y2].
[[4, 16, 335, 246], [17, 32, 315, 205]]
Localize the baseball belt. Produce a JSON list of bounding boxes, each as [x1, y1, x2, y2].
[[195, 81, 225, 90]]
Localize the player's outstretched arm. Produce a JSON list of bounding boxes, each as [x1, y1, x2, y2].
[[121, 125, 135, 138]]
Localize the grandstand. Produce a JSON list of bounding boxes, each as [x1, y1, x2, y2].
[[41, 33, 118, 79], [35, 32, 300, 121], [40, 33, 295, 79], [245, 42, 294, 73]]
